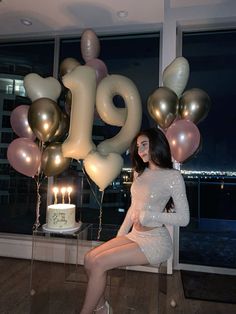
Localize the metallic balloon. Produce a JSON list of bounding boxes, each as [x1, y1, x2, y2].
[[7, 138, 41, 177], [81, 29, 100, 62], [41, 142, 71, 177], [179, 88, 211, 124], [28, 98, 61, 143], [166, 119, 201, 163], [49, 112, 69, 142], [147, 87, 178, 129], [10, 105, 35, 140], [59, 57, 80, 77]]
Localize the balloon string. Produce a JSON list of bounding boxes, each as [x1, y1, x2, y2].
[[97, 191, 104, 241], [79, 161, 102, 208], [33, 178, 41, 230]]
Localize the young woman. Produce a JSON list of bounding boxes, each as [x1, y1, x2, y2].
[[80, 128, 189, 314]]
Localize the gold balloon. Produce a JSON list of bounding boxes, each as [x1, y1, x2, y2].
[[147, 87, 178, 129], [49, 112, 69, 142], [28, 98, 61, 142], [59, 58, 80, 77], [42, 143, 71, 177], [179, 88, 211, 124]]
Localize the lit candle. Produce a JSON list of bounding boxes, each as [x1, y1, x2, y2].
[[52, 187, 59, 204], [61, 187, 66, 204], [67, 186, 73, 204]]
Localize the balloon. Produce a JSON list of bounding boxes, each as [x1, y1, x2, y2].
[[86, 58, 108, 85], [84, 151, 124, 191], [24, 73, 62, 102], [179, 88, 211, 124], [41, 143, 71, 177], [7, 138, 41, 177], [62, 66, 97, 160], [59, 58, 80, 77], [81, 29, 100, 62], [166, 119, 201, 163], [96, 75, 142, 156], [147, 87, 178, 129], [28, 98, 61, 143], [49, 112, 69, 142], [10, 105, 35, 140], [162, 57, 190, 98]]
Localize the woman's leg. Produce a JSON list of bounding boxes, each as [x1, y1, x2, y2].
[[83, 236, 136, 310], [80, 236, 149, 314]]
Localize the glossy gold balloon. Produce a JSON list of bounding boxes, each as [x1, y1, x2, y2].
[[41, 143, 71, 177], [59, 58, 80, 77], [147, 87, 178, 129], [28, 98, 61, 143], [49, 112, 69, 142], [179, 88, 211, 124]]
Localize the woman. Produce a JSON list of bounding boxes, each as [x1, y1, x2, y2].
[[80, 128, 189, 314]]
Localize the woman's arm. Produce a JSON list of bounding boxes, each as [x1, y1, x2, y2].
[[140, 171, 190, 227]]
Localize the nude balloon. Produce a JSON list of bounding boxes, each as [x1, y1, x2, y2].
[[97, 75, 142, 155], [24, 73, 62, 102], [162, 57, 190, 98], [62, 66, 97, 160], [10, 105, 35, 140], [81, 29, 100, 62], [84, 151, 124, 191], [166, 119, 200, 163]]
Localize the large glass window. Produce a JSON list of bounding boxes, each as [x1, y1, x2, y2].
[[180, 30, 236, 268], [0, 40, 54, 234]]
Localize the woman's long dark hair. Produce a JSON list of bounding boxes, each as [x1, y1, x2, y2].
[[130, 127, 173, 173], [130, 127, 174, 211]]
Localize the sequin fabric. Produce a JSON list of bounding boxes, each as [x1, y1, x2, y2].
[[117, 168, 189, 265]]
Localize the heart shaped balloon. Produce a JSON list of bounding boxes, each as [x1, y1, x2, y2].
[[147, 87, 178, 129], [162, 57, 190, 98], [84, 151, 124, 191], [24, 73, 62, 102]]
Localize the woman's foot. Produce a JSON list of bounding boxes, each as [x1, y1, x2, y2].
[[94, 301, 113, 314]]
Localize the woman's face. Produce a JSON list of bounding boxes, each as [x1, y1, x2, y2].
[[137, 135, 150, 162]]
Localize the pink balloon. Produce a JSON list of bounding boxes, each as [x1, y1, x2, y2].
[[10, 105, 36, 140], [81, 29, 100, 62], [86, 58, 108, 84], [7, 138, 41, 177], [166, 119, 200, 163]]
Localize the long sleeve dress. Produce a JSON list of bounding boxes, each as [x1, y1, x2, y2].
[[117, 167, 189, 265]]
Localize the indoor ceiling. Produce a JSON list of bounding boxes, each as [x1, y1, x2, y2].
[[0, 0, 234, 39]]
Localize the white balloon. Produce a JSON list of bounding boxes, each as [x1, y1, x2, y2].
[[96, 75, 142, 155], [162, 57, 190, 98], [62, 66, 97, 160], [24, 73, 61, 102], [84, 151, 124, 191]]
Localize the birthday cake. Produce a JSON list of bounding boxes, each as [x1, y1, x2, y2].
[[43, 203, 80, 232]]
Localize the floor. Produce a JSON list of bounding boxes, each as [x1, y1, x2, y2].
[[0, 257, 236, 314]]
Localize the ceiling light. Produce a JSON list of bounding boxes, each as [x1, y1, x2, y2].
[[117, 10, 128, 18], [20, 18, 32, 26]]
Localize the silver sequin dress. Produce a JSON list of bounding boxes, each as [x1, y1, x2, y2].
[[117, 168, 189, 265]]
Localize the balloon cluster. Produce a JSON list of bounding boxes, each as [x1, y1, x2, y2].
[[7, 29, 142, 195], [147, 57, 211, 163]]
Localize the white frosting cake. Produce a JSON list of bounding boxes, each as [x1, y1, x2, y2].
[[46, 204, 76, 229]]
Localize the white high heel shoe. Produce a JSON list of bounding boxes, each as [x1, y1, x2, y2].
[[94, 301, 113, 314]]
